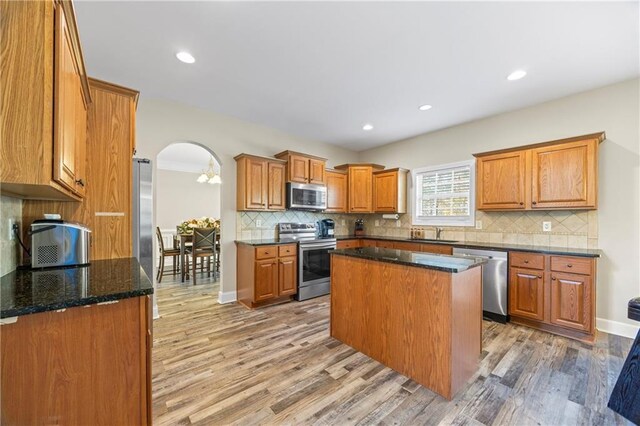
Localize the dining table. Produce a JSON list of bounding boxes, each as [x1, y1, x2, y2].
[[174, 232, 221, 282]]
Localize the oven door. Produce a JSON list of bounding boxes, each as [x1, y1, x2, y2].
[[299, 242, 335, 287], [287, 183, 327, 210]]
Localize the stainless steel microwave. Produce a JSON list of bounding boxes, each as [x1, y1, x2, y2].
[[286, 182, 327, 210]]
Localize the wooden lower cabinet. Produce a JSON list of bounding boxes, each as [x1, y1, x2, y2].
[[336, 239, 361, 249], [508, 251, 596, 343], [1, 296, 151, 425], [237, 243, 297, 308], [509, 268, 545, 321]]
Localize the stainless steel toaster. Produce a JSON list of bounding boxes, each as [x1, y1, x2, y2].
[[31, 220, 91, 268]]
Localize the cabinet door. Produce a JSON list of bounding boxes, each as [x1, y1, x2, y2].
[[267, 162, 286, 210], [509, 268, 545, 321], [255, 259, 278, 301], [53, 5, 79, 191], [550, 272, 592, 332], [73, 84, 87, 197], [289, 154, 309, 183], [309, 159, 326, 184], [348, 167, 373, 212], [373, 171, 398, 212], [375, 240, 395, 249], [278, 256, 297, 296], [477, 151, 527, 210], [244, 159, 268, 210], [326, 170, 347, 213], [531, 139, 597, 209]]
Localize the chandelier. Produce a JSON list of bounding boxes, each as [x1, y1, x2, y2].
[[197, 156, 222, 184]]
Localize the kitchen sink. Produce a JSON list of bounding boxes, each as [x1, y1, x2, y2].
[[410, 238, 458, 243]]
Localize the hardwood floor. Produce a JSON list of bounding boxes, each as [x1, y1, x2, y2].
[[152, 279, 633, 425]]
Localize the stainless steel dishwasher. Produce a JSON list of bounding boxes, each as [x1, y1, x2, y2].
[[452, 247, 508, 323]]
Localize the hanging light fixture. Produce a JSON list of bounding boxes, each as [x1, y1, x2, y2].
[[197, 156, 221, 184]]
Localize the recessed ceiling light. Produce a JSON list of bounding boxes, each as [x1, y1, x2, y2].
[[419, 104, 433, 111], [507, 70, 527, 81], [176, 51, 195, 64], [362, 123, 374, 131]]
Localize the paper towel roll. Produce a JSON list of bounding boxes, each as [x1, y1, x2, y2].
[[382, 214, 399, 220]]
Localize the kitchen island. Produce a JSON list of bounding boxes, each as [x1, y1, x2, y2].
[[330, 247, 485, 400], [0, 258, 153, 425]]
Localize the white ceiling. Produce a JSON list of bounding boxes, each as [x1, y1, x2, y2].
[[75, 1, 639, 151], [156, 142, 219, 173]]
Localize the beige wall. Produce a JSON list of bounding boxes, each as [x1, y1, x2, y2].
[[156, 169, 221, 231], [135, 98, 359, 301], [359, 78, 640, 333], [0, 195, 23, 275]]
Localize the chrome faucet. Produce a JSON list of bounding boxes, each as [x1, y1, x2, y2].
[[435, 227, 444, 240]]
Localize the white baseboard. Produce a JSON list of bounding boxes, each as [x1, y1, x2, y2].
[[217, 290, 237, 304], [597, 317, 640, 339]]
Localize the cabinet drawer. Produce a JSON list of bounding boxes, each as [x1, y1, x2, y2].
[[255, 246, 277, 260], [393, 242, 422, 252], [550, 256, 592, 275], [337, 240, 360, 249], [277, 244, 297, 257], [510, 252, 545, 270]]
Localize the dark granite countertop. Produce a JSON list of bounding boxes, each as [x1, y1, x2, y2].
[[332, 247, 487, 273], [335, 235, 602, 258], [1, 257, 153, 319], [235, 239, 295, 246]]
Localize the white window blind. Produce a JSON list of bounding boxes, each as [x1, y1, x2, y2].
[[412, 160, 475, 226]]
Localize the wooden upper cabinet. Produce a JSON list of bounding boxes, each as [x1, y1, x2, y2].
[[475, 133, 604, 211], [235, 154, 286, 211], [373, 168, 408, 213], [1, 0, 91, 201], [274, 151, 327, 184], [267, 162, 286, 210], [531, 139, 598, 209], [325, 169, 348, 213], [309, 159, 326, 184], [476, 151, 527, 210], [335, 164, 385, 213]]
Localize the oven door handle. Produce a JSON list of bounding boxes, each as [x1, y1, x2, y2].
[[299, 243, 336, 250]]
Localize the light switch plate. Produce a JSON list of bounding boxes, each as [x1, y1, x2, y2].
[[256, 219, 262, 228], [475, 220, 482, 230], [543, 221, 552, 232]]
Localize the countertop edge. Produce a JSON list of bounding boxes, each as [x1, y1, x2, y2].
[[0, 287, 154, 319]]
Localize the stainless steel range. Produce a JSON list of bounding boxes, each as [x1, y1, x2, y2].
[[278, 222, 337, 301]]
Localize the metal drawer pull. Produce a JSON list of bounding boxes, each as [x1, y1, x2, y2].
[[524, 260, 529, 264], [537, 275, 542, 278], [552, 276, 556, 280], [567, 264, 573, 268]]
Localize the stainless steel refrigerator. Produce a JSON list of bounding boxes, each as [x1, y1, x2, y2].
[[132, 158, 153, 280]]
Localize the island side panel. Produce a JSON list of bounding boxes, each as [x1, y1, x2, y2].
[[450, 266, 483, 397], [330, 254, 454, 399]]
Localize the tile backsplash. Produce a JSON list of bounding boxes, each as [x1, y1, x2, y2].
[[1, 196, 23, 275], [237, 209, 598, 249]]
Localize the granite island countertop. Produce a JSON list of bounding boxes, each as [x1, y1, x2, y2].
[[331, 247, 487, 273], [1, 257, 153, 319]]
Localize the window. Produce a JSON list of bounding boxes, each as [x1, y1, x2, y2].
[[411, 160, 475, 226]]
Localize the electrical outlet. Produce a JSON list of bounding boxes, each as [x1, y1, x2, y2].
[[475, 220, 482, 230], [396, 220, 401, 227], [256, 219, 262, 228], [8, 219, 15, 240], [375, 220, 380, 226], [543, 221, 552, 232]]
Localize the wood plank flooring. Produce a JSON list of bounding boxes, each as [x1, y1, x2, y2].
[[152, 279, 633, 425]]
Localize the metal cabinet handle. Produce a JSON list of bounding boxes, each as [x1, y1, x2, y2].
[[519, 202, 524, 205], [567, 264, 573, 268], [532, 201, 537, 205], [537, 275, 542, 278], [551, 276, 556, 280], [75, 178, 85, 187], [524, 260, 529, 264]]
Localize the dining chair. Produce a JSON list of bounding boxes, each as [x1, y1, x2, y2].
[[186, 227, 216, 285], [156, 227, 180, 283]]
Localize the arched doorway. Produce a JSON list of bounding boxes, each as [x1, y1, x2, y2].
[[154, 141, 222, 290]]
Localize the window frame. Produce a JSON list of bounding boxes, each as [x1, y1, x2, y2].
[[410, 159, 476, 227]]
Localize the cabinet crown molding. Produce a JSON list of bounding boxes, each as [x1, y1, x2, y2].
[[88, 78, 140, 109], [233, 153, 286, 163], [334, 163, 385, 170], [273, 150, 327, 161], [473, 132, 605, 158]]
